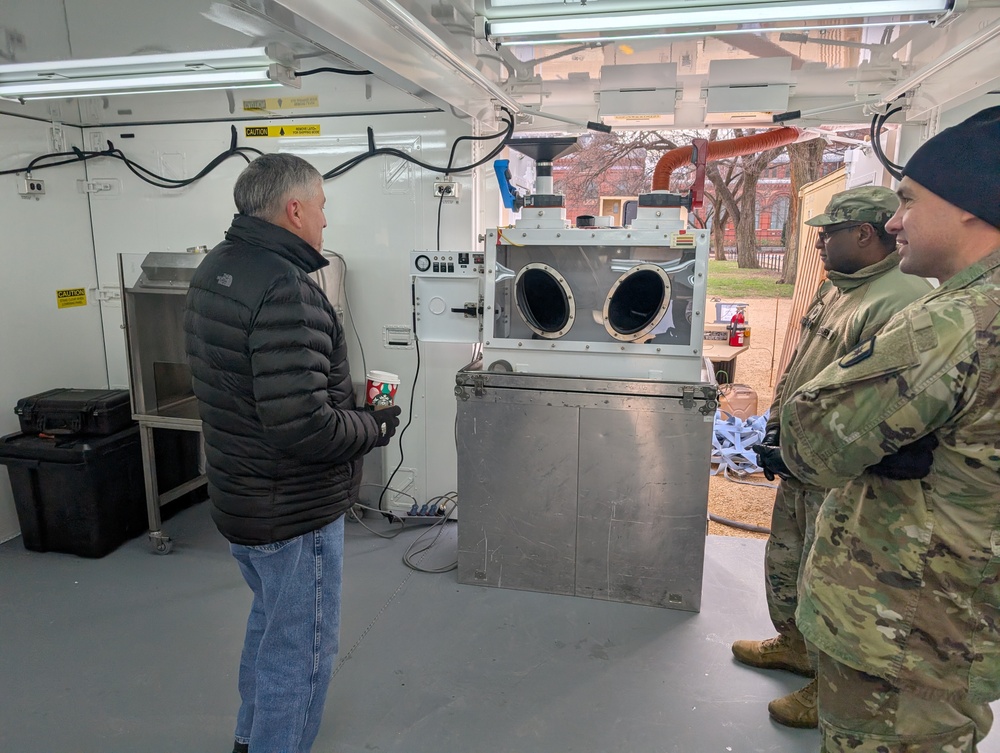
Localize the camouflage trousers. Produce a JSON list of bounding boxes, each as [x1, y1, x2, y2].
[[818, 652, 993, 752], [763, 479, 828, 638]]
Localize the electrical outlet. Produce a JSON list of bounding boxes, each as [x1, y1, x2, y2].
[[433, 181, 459, 199], [18, 178, 45, 198]]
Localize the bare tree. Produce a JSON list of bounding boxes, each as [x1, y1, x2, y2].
[[726, 129, 788, 268], [556, 131, 682, 214], [553, 128, 839, 270], [704, 159, 739, 252], [704, 159, 740, 261]]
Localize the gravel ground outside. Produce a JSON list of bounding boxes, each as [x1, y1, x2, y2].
[[707, 295, 793, 539]]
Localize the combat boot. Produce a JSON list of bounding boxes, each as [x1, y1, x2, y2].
[[768, 679, 817, 729], [731, 633, 814, 676]]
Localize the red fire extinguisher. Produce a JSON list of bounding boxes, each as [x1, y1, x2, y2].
[[728, 308, 746, 347]]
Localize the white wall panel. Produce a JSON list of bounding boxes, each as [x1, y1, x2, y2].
[[85, 110, 482, 505], [0, 116, 109, 541]]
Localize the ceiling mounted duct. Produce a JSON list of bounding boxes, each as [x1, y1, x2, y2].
[[599, 63, 677, 127], [705, 58, 792, 125], [481, 0, 962, 43], [0, 45, 299, 101]]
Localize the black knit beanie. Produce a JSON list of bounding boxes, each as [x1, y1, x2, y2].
[[903, 105, 1000, 229]]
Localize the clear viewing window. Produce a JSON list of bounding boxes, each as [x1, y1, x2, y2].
[[493, 243, 696, 346]]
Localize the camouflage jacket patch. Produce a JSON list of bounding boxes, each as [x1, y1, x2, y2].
[[839, 336, 875, 367]]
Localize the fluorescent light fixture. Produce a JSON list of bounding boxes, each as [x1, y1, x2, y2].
[[0, 46, 298, 101], [485, 0, 954, 39], [513, 19, 929, 46]]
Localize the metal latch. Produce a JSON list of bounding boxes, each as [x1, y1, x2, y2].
[[680, 385, 695, 410], [700, 386, 718, 416], [454, 374, 487, 401]]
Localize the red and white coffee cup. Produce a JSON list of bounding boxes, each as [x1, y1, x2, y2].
[[365, 370, 400, 411]]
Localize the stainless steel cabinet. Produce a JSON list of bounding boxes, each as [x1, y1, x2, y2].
[[456, 370, 716, 611]]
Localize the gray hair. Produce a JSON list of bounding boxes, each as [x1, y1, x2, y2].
[[233, 153, 322, 221]]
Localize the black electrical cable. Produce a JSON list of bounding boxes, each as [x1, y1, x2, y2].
[[296, 66, 372, 77], [1, 125, 264, 188], [870, 103, 905, 181], [443, 121, 516, 176], [435, 122, 503, 250], [872, 108, 902, 172], [881, 109, 905, 173], [709, 513, 771, 535], [103, 126, 263, 188], [325, 114, 512, 180], [402, 499, 459, 573], [19, 124, 260, 182], [377, 281, 422, 514], [436, 192, 445, 251], [323, 108, 514, 181]]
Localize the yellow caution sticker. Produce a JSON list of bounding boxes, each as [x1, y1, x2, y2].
[[244, 124, 321, 138], [242, 95, 319, 111], [670, 232, 696, 247], [56, 288, 87, 309]]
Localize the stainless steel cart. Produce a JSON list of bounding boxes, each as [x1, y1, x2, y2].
[[120, 253, 207, 554], [455, 368, 717, 611]]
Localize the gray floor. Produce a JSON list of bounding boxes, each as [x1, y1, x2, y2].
[[1, 503, 996, 753]]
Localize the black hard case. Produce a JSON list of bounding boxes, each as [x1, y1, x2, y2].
[[0, 428, 146, 557], [15, 388, 133, 436]]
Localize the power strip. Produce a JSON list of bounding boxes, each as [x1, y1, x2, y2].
[[387, 514, 456, 525]]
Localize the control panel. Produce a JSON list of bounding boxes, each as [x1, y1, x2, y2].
[[411, 251, 484, 277], [410, 250, 483, 344]]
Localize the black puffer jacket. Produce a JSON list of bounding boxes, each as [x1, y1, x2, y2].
[[184, 214, 381, 545]]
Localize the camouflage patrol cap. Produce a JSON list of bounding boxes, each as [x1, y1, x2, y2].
[[804, 186, 899, 227]]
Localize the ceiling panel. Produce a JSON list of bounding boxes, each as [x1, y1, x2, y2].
[[1, 0, 997, 130]]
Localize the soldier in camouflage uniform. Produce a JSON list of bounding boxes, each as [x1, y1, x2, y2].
[[778, 106, 1000, 751], [732, 187, 931, 728]]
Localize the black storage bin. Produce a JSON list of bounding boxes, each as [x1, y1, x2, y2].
[[0, 427, 146, 557], [15, 388, 133, 436]]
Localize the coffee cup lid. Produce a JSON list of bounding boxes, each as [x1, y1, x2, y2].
[[366, 370, 400, 384]]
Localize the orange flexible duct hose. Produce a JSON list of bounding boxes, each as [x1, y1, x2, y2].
[[651, 127, 802, 191]]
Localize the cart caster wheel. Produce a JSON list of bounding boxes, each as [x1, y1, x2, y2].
[[149, 533, 173, 555]]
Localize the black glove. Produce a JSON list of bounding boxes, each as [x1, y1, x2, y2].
[[867, 433, 939, 480], [752, 443, 793, 482], [368, 405, 402, 448], [761, 425, 780, 447]]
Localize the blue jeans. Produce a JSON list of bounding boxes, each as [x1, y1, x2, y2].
[[230, 516, 344, 753]]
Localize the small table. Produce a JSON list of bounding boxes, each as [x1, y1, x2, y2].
[[702, 340, 750, 384]]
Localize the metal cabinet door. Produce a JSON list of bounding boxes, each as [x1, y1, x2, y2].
[[457, 395, 579, 595]]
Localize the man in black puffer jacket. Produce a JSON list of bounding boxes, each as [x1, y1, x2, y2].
[[184, 153, 400, 753]]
